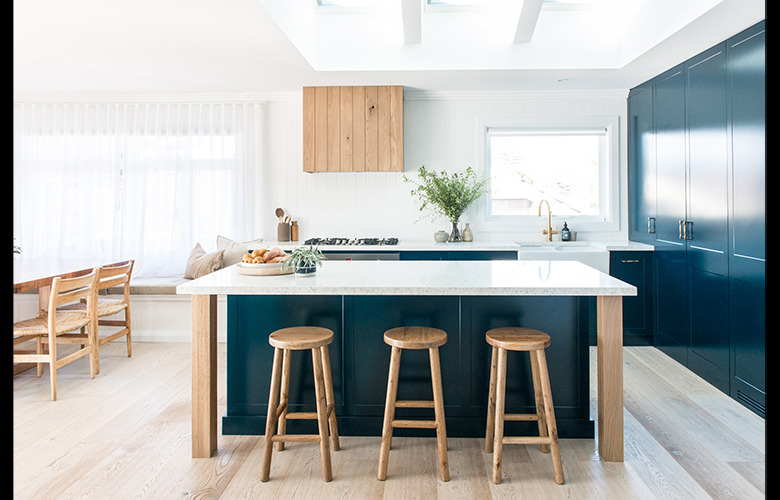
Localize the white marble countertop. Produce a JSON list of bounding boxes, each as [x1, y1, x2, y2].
[[259, 240, 654, 252], [177, 260, 637, 297]]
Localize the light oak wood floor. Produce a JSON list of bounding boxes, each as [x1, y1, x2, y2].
[[14, 342, 765, 499]]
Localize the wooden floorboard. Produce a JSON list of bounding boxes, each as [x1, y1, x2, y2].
[[14, 342, 765, 499]]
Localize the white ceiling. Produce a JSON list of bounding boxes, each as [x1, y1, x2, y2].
[[13, 0, 765, 95]]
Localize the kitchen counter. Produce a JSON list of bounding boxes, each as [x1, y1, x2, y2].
[[179, 260, 635, 463], [259, 239, 654, 252]]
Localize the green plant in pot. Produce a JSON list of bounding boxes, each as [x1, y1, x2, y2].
[[404, 165, 489, 242], [281, 245, 325, 275]]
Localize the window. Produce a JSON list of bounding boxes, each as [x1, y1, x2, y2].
[[477, 116, 619, 233], [13, 102, 265, 277]]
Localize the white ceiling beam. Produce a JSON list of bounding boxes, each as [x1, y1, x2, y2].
[[401, 0, 422, 44], [513, 0, 544, 43]]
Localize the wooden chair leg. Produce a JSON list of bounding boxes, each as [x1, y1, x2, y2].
[[492, 347, 508, 484], [125, 308, 133, 357], [378, 346, 402, 480], [429, 346, 450, 482], [48, 329, 58, 401], [485, 345, 498, 453], [260, 347, 283, 482], [529, 349, 550, 453], [321, 344, 340, 451], [536, 349, 564, 484], [276, 349, 291, 451], [311, 347, 333, 482]]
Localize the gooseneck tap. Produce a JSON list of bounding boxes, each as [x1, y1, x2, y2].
[[538, 199, 558, 242]]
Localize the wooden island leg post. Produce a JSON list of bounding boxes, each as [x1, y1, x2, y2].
[[192, 294, 218, 458], [596, 295, 624, 462]]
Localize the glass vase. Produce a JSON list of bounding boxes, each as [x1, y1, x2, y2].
[[448, 220, 461, 242]]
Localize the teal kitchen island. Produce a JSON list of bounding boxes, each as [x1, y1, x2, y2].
[[177, 259, 635, 462]]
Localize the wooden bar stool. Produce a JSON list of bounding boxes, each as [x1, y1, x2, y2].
[[378, 326, 449, 482], [484, 327, 564, 485], [260, 327, 340, 482]]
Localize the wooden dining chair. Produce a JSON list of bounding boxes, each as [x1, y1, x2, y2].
[[13, 269, 100, 401], [59, 260, 135, 373]]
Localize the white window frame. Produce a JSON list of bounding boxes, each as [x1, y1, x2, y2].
[[475, 115, 620, 234]]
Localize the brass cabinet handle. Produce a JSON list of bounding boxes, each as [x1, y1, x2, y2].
[[647, 217, 656, 234], [679, 220, 684, 240]]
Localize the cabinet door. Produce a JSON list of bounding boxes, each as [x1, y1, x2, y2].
[[609, 252, 653, 345], [627, 86, 656, 244], [728, 22, 765, 415], [685, 44, 730, 392], [653, 66, 689, 362]]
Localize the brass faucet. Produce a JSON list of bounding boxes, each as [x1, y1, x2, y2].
[[538, 199, 558, 242]]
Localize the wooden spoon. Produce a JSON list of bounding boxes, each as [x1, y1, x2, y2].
[[275, 207, 284, 222]]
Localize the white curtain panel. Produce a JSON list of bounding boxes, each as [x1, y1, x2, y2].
[[13, 101, 265, 277]]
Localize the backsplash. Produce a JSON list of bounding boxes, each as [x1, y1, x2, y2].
[[260, 90, 628, 244]]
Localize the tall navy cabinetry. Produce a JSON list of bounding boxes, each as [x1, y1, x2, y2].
[[626, 20, 765, 416], [727, 23, 765, 415]]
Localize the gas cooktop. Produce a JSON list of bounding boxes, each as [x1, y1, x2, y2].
[[303, 237, 399, 246]]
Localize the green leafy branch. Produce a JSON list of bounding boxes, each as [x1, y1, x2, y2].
[[403, 165, 490, 223]]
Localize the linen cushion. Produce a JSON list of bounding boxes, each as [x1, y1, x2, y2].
[[216, 235, 265, 267], [184, 243, 225, 279]]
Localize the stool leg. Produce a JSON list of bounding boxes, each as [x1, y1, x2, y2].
[[529, 348, 550, 453], [311, 347, 333, 482], [485, 345, 498, 453], [492, 347, 508, 484], [261, 347, 284, 482], [536, 349, 564, 485], [378, 346, 402, 480], [429, 346, 450, 482], [276, 348, 291, 451], [320, 344, 340, 451]]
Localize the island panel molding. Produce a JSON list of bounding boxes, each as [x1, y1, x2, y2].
[[303, 85, 403, 172]]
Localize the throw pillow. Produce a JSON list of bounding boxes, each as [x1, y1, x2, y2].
[[184, 243, 225, 279], [217, 235, 265, 267]]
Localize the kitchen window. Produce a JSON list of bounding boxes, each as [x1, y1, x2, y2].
[[477, 115, 620, 234]]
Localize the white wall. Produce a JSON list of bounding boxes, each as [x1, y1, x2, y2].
[[262, 88, 629, 244]]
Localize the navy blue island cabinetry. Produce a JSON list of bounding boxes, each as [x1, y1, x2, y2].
[[224, 294, 591, 439]]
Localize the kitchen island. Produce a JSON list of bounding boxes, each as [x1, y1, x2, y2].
[[177, 259, 636, 462]]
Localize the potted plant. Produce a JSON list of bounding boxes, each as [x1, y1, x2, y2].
[[404, 165, 490, 242], [281, 245, 325, 276]]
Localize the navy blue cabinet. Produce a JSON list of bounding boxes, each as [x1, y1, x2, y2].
[[608, 252, 653, 346], [727, 22, 765, 416], [627, 20, 765, 416]]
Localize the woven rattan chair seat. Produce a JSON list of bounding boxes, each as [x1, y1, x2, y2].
[[60, 299, 127, 317], [13, 311, 91, 337]]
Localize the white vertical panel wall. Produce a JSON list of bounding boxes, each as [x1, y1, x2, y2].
[[261, 89, 628, 243]]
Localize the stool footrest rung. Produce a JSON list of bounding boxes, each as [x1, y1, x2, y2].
[[394, 400, 435, 408], [504, 413, 540, 422], [503, 436, 554, 446], [392, 419, 438, 429], [275, 404, 334, 421], [271, 434, 322, 443]]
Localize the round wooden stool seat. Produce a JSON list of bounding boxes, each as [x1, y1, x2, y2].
[[269, 326, 334, 350], [486, 327, 550, 351], [384, 326, 447, 349]]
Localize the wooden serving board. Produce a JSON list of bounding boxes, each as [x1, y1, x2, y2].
[[236, 263, 293, 276]]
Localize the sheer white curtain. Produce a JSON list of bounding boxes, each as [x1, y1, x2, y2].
[[13, 101, 265, 277]]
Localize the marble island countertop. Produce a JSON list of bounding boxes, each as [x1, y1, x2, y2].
[[177, 259, 637, 297]]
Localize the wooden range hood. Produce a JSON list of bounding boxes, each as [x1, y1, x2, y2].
[[303, 86, 403, 172]]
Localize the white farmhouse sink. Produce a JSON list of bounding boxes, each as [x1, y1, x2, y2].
[[514, 242, 610, 273]]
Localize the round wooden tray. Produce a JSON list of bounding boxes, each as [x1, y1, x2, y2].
[[236, 262, 293, 276]]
